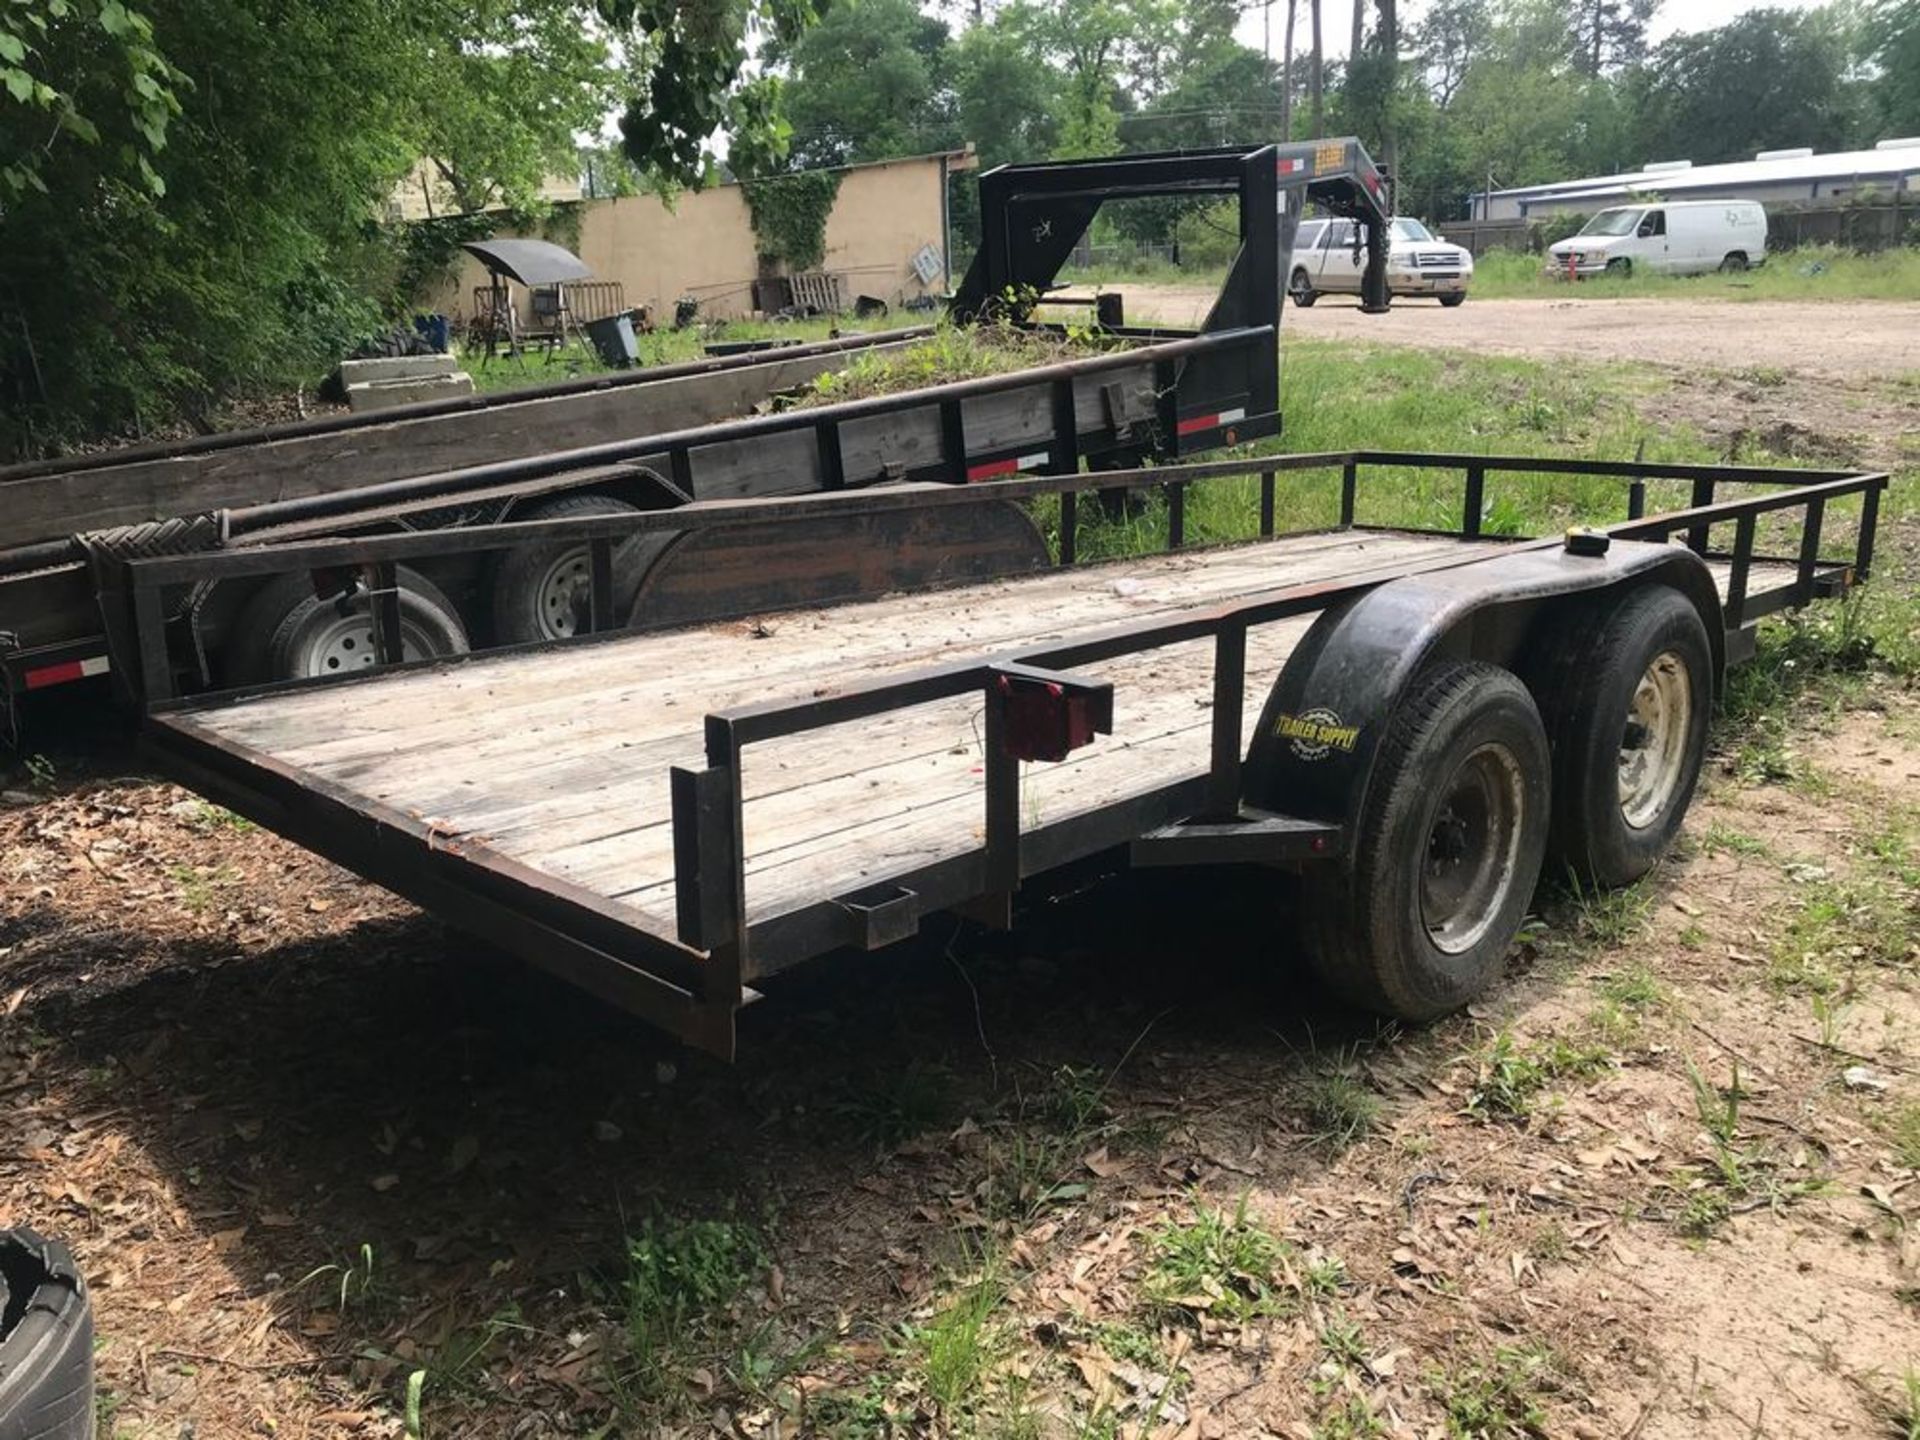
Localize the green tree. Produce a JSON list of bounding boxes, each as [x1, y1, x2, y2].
[[412, 0, 627, 212], [0, 0, 834, 456], [1, 0, 182, 199], [951, 14, 1060, 165], [611, 0, 831, 185], [1865, 0, 1920, 136], [1000, 0, 1179, 159], [773, 0, 958, 165], [1568, 0, 1657, 75], [1628, 8, 1867, 166]]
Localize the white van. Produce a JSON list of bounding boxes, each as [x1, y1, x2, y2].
[[1545, 200, 1767, 279]]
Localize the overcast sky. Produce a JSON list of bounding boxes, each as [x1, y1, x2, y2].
[[1230, 0, 1827, 60]]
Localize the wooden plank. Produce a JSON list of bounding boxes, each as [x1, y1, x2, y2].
[[4, 345, 910, 546], [205, 530, 1470, 769]]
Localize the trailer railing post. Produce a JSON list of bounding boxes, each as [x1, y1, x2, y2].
[[1339, 459, 1358, 528], [132, 579, 173, 704], [981, 679, 1021, 899], [1462, 464, 1486, 539], [1794, 496, 1824, 607], [814, 419, 847, 491], [1259, 469, 1276, 537], [1687, 476, 1715, 555], [1856, 482, 1880, 583], [1206, 623, 1247, 821], [1059, 490, 1078, 566], [939, 398, 966, 481], [365, 561, 404, 666], [1168, 482, 1187, 549], [1049, 377, 1080, 476], [1724, 512, 1756, 628], [1627, 478, 1647, 521], [588, 538, 616, 631]]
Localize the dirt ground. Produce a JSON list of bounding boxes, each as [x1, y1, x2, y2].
[[1115, 287, 1920, 382], [3, 320, 1918, 1439]]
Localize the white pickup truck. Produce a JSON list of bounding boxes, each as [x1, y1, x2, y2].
[[1288, 217, 1473, 307]]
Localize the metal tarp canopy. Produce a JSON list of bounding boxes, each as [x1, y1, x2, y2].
[[459, 238, 594, 287]]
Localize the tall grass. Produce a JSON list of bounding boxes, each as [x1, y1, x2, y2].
[[1470, 244, 1920, 303]]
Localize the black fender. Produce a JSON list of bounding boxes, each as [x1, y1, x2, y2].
[[1244, 540, 1725, 842]]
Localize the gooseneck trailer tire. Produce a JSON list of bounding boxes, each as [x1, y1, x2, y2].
[[0, 1230, 93, 1440], [1304, 660, 1551, 1021], [490, 493, 653, 645], [226, 566, 470, 684], [1544, 585, 1713, 889]]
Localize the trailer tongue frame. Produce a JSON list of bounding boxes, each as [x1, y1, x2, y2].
[[125, 450, 1885, 1059]]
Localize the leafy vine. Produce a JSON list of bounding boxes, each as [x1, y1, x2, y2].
[[739, 170, 843, 272]]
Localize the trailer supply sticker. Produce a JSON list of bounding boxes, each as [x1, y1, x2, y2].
[[1273, 707, 1359, 761]]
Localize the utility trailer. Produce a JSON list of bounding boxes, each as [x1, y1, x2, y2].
[[2, 139, 1390, 711], [116, 450, 1885, 1057]]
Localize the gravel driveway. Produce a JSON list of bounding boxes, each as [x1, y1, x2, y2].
[[1110, 287, 1920, 380]]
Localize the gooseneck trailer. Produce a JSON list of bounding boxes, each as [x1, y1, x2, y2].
[[3, 139, 1389, 706], [5, 138, 1887, 1051]]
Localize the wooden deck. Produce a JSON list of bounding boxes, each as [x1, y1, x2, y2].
[[152, 531, 1785, 947]]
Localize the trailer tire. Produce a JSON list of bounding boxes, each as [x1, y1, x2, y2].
[[226, 567, 469, 683], [1304, 661, 1550, 1021], [491, 494, 651, 645], [1289, 268, 1318, 307], [0, 1230, 93, 1440], [1543, 585, 1711, 889]]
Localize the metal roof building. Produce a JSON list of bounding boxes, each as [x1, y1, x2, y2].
[[1471, 139, 1920, 220]]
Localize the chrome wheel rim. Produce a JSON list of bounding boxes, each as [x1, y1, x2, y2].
[[305, 614, 426, 675], [1421, 742, 1526, 955], [1619, 651, 1692, 829], [536, 546, 593, 639]]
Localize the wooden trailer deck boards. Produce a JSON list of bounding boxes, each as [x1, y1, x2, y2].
[[151, 529, 1796, 947]]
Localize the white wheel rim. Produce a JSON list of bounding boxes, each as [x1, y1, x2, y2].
[[536, 547, 593, 639], [1619, 651, 1693, 830], [305, 614, 425, 676], [1421, 741, 1526, 955]]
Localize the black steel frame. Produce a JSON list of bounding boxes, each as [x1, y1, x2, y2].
[[127, 450, 1886, 1057], [206, 326, 1278, 542]]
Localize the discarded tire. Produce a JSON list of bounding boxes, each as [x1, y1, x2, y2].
[[0, 1230, 93, 1440]]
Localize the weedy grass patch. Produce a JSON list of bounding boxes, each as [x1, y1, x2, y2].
[[1471, 246, 1920, 304], [1142, 1194, 1291, 1327], [1465, 1029, 1613, 1121]]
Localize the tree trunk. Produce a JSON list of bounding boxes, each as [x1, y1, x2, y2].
[[1280, 0, 1297, 140], [1310, 0, 1324, 137], [1349, 0, 1364, 71]]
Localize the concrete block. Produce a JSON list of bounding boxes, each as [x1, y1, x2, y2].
[[336, 353, 459, 386], [346, 371, 476, 412]]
